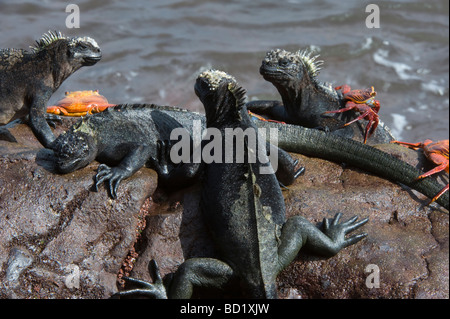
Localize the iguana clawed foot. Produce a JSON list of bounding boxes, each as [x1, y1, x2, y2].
[[0, 126, 17, 143], [294, 163, 305, 180], [279, 162, 305, 190], [149, 140, 172, 177], [45, 113, 63, 128], [117, 260, 168, 299], [322, 213, 369, 251], [94, 164, 131, 199]]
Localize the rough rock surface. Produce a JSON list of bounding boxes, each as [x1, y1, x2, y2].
[[0, 121, 448, 299], [129, 144, 449, 299], [0, 121, 157, 298]]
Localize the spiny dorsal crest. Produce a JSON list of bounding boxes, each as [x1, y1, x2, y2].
[[265, 48, 324, 78], [30, 30, 99, 53], [296, 49, 324, 77], [108, 103, 188, 113], [30, 31, 67, 53]]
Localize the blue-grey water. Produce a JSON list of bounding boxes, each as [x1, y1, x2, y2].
[[1, 0, 448, 142]]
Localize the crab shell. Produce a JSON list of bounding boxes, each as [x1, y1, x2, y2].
[[337, 85, 377, 104], [47, 90, 115, 116]]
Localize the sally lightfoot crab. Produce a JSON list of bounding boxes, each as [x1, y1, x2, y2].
[[391, 139, 449, 204], [47, 90, 116, 116], [323, 85, 380, 144]]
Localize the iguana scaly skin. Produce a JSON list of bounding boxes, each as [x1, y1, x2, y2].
[[117, 70, 369, 299], [52, 96, 449, 208], [51, 103, 299, 198], [246, 48, 395, 145], [0, 31, 101, 148]]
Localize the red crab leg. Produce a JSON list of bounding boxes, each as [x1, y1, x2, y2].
[[88, 103, 117, 114], [417, 162, 448, 180], [46, 106, 70, 115], [429, 184, 449, 204], [368, 118, 378, 136], [342, 109, 373, 127], [248, 111, 286, 124], [363, 118, 379, 144], [322, 105, 356, 115], [335, 85, 351, 94], [390, 141, 425, 150]]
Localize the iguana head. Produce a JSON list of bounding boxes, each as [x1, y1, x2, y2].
[[30, 31, 101, 85], [31, 31, 101, 66], [195, 69, 247, 126], [260, 48, 323, 88], [51, 122, 97, 173]]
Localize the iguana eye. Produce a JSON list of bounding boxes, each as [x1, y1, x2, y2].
[[77, 43, 88, 50], [279, 58, 290, 67]]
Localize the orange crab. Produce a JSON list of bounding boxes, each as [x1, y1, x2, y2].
[[323, 85, 380, 144], [47, 90, 116, 116], [391, 139, 449, 204]]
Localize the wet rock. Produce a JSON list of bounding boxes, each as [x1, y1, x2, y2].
[[130, 143, 448, 299], [0, 122, 157, 298]]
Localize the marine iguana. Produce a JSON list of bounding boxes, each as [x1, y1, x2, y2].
[[117, 69, 369, 299], [50, 82, 449, 209], [246, 48, 394, 145], [50, 103, 300, 199], [0, 31, 101, 148]]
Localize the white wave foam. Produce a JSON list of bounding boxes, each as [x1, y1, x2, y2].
[[373, 49, 419, 81], [390, 113, 408, 140], [421, 81, 446, 96]]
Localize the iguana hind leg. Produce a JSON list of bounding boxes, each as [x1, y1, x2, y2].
[[277, 213, 368, 272], [167, 258, 234, 299], [119, 258, 234, 299], [119, 260, 168, 299]]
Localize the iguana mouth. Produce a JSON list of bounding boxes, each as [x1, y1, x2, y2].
[[259, 65, 291, 80], [56, 157, 87, 173], [82, 53, 102, 66]]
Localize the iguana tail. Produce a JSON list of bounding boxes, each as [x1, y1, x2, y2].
[[256, 121, 449, 211]]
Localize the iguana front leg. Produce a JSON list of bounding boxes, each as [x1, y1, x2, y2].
[[28, 84, 56, 148], [277, 213, 368, 272], [246, 100, 288, 122], [94, 144, 153, 198], [148, 140, 204, 189], [269, 142, 305, 186]]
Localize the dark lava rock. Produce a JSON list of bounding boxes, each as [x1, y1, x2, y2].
[[0, 121, 157, 298], [1, 120, 448, 299]]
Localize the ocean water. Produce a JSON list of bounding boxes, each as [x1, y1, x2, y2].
[[1, 0, 448, 141]]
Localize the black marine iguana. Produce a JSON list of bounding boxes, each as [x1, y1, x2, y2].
[[0, 31, 101, 148], [246, 48, 394, 145], [50, 77, 449, 209], [50, 103, 300, 198], [117, 69, 369, 299]]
